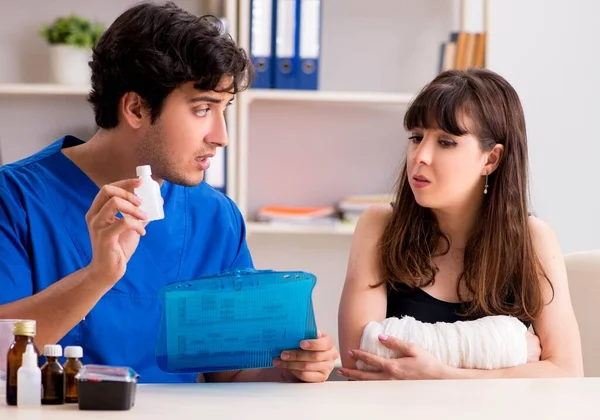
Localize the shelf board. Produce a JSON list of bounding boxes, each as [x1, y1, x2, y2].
[[0, 83, 90, 96], [245, 89, 414, 105], [0, 84, 413, 105], [246, 222, 355, 236]]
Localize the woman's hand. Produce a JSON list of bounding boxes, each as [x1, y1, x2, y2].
[[338, 334, 447, 380], [526, 331, 542, 363]]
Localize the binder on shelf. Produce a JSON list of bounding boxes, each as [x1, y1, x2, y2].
[[249, 0, 275, 88], [297, 0, 321, 90], [204, 148, 226, 194], [438, 31, 485, 72], [274, 0, 298, 89]]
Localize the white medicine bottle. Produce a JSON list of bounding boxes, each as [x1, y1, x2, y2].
[[17, 343, 41, 407], [134, 165, 165, 221]]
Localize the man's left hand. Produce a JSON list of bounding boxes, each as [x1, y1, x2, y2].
[[273, 331, 339, 383]]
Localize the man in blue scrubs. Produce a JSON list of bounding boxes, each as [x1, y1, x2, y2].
[[0, 2, 338, 384]]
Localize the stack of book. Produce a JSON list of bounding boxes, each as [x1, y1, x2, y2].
[[439, 31, 486, 72], [255, 193, 394, 228], [337, 194, 395, 224], [256, 205, 340, 226]]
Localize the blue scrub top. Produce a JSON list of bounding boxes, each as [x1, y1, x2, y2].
[[0, 135, 254, 383]]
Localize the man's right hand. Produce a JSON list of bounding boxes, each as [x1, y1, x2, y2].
[[85, 178, 148, 287]]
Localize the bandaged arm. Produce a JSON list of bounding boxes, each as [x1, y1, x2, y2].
[[357, 315, 528, 371]]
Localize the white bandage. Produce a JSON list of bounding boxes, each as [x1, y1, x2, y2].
[[357, 315, 528, 371]]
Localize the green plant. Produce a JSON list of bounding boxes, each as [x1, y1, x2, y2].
[[39, 14, 104, 49]]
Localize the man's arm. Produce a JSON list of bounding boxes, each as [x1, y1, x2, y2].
[[0, 267, 113, 349]]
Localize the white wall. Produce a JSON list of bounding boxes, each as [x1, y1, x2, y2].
[[486, 0, 600, 253]]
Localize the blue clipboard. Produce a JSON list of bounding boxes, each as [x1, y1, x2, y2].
[[155, 269, 317, 374]]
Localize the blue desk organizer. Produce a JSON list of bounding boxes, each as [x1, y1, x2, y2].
[[155, 269, 318, 374]]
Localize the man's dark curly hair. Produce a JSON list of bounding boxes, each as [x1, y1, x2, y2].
[[88, 1, 254, 129]]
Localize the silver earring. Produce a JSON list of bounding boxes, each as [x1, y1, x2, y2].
[[484, 173, 489, 195]]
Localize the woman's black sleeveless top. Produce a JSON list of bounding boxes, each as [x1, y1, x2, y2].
[[386, 283, 532, 328], [386, 283, 479, 323]]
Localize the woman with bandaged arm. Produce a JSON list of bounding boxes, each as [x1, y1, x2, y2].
[[337, 69, 584, 380]]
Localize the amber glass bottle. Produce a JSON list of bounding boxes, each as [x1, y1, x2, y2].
[[63, 346, 83, 403], [41, 344, 65, 405], [6, 320, 40, 406]]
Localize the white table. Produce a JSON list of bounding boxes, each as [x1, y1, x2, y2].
[[1, 378, 599, 419]]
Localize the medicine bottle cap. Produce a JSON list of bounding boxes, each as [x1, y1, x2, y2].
[[65, 346, 83, 359], [44, 344, 62, 357], [13, 320, 36, 337], [136, 165, 152, 177]]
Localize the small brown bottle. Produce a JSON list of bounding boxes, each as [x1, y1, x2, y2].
[[6, 319, 40, 406], [41, 344, 65, 405], [63, 346, 83, 403]]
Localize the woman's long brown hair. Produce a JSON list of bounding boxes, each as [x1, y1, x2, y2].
[[378, 69, 552, 322]]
